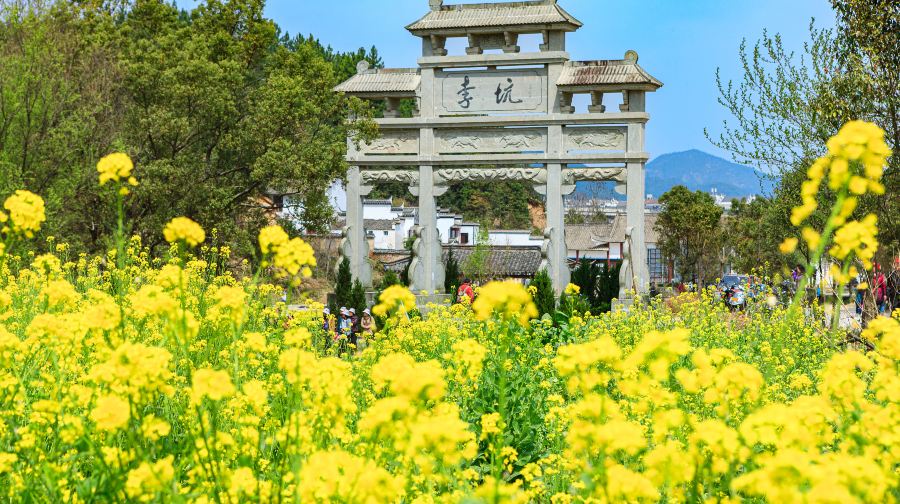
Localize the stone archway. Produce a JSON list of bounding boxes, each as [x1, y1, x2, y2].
[[335, 1, 661, 296]]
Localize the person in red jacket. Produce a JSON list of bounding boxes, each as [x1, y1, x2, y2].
[[457, 278, 475, 304], [874, 264, 888, 314]]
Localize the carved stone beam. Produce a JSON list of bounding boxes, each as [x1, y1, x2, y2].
[[434, 167, 548, 185], [360, 169, 420, 185], [562, 167, 628, 185]]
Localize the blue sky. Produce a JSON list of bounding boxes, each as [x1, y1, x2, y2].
[[182, 0, 836, 163]]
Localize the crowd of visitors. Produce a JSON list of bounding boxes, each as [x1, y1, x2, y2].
[[321, 306, 376, 353], [864, 258, 900, 315]]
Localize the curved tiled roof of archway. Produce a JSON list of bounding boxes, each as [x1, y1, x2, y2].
[[406, 1, 582, 32]]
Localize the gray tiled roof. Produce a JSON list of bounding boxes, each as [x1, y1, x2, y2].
[[407, 1, 582, 32], [373, 246, 542, 277], [558, 59, 663, 89], [446, 246, 542, 277], [566, 214, 659, 250], [566, 217, 625, 250], [365, 219, 397, 231], [334, 69, 421, 95]]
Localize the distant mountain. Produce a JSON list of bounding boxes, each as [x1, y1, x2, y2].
[[575, 149, 773, 200]]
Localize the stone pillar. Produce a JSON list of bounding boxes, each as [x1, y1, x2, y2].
[[409, 165, 445, 293], [625, 90, 649, 294], [345, 165, 373, 287], [544, 162, 571, 293], [624, 162, 648, 294]]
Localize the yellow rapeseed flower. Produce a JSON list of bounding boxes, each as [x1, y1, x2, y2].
[[2, 190, 46, 238], [829, 214, 878, 268], [778, 237, 798, 254], [91, 395, 131, 431], [163, 217, 205, 248], [97, 152, 136, 186], [471, 280, 538, 326], [372, 285, 417, 318], [258, 225, 289, 255], [191, 368, 235, 403]]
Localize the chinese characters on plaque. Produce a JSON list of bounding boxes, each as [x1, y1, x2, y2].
[[440, 69, 546, 114]]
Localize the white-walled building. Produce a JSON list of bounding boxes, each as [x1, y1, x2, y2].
[[449, 222, 480, 245], [488, 230, 544, 248]]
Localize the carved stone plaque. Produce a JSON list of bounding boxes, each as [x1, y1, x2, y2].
[[565, 127, 627, 152], [435, 128, 546, 154], [360, 130, 419, 155], [438, 68, 547, 115]]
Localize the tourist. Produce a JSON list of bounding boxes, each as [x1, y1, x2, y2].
[[338, 307, 352, 335], [457, 278, 475, 304], [359, 308, 376, 351], [874, 265, 887, 314], [888, 258, 900, 313], [349, 308, 360, 348], [322, 307, 332, 333], [361, 308, 376, 335]]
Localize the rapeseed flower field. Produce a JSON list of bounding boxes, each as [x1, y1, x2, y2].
[[0, 122, 897, 502]]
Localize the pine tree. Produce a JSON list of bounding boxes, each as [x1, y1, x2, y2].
[[596, 263, 621, 313], [445, 247, 460, 294], [380, 271, 401, 290], [334, 257, 352, 310], [571, 260, 601, 309], [531, 269, 556, 317], [350, 280, 367, 314]]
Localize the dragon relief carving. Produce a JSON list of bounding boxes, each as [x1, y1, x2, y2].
[[563, 168, 627, 185], [360, 170, 419, 184], [435, 168, 547, 184]]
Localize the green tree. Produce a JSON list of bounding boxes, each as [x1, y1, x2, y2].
[[0, 0, 378, 256], [379, 270, 401, 290], [531, 269, 556, 318], [596, 263, 621, 313], [571, 261, 601, 309], [438, 181, 539, 229], [350, 279, 367, 314], [570, 260, 621, 313], [656, 186, 725, 285], [708, 6, 899, 256], [444, 247, 460, 295], [119, 0, 376, 251], [334, 257, 352, 310], [0, 2, 122, 250], [462, 226, 491, 283]]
